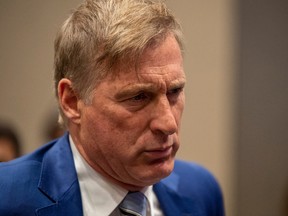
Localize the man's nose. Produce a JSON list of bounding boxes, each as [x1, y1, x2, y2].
[[149, 96, 177, 135]]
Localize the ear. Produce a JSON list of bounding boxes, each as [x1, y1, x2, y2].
[[58, 78, 81, 124]]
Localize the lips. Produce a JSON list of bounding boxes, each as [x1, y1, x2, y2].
[[144, 145, 173, 160]]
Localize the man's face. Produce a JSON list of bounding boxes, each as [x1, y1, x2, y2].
[[75, 35, 185, 190]]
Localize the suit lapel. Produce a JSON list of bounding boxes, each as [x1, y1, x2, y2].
[[154, 182, 182, 216], [36, 134, 83, 216], [154, 172, 203, 216]]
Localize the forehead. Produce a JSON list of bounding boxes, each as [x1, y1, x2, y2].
[[138, 35, 183, 67], [107, 35, 185, 85]]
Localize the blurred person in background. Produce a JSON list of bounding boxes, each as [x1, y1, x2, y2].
[[43, 110, 65, 141], [0, 122, 21, 162]]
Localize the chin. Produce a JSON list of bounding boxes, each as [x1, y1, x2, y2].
[[141, 158, 175, 184]]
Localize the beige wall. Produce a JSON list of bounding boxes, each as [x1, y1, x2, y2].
[[0, 0, 237, 215]]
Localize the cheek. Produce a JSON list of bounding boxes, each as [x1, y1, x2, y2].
[[101, 103, 151, 133], [83, 105, 148, 154]]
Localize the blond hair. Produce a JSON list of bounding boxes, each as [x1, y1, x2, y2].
[[54, 0, 183, 119]]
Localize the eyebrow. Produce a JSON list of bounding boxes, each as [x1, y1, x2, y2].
[[168, 78, 186, 90], [114, 78, 186, 100]]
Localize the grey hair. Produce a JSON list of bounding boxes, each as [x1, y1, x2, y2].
[[54, 0, 183, 121]]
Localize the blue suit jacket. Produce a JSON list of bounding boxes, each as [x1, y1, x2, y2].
[[0, 134, 224, 216]]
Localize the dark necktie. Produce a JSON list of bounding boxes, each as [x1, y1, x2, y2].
[[119, 191, 147, 216]]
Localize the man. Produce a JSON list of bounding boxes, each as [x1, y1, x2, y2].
[[0, 0, 224, 215]]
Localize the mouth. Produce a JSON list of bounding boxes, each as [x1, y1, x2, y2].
[[144, 145, 173, 160]]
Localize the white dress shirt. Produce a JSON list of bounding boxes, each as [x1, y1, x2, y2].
[[69, 136, 164, 216]]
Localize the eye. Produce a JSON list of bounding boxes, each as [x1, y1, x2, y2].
[[169, 87, 183, 95], [122, 92, 151, 111], [167, 87, 183, 96], [130, 92, 149, 101], [167, 87, 184, 103], [126, 92, 150, 105]]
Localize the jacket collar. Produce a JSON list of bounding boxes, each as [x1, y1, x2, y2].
[[154, 170, 203, 216], [36, 133, 83, 216]]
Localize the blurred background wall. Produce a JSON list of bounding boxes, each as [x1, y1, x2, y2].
[[237, 0, 288, 215], [0, 0, 287, 215]]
